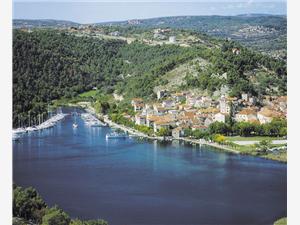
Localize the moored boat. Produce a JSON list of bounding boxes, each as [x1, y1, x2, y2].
[[106, 131, 128, 139], [13, 128, 27, 134]]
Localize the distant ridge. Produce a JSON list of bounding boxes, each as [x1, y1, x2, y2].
[[13, 14, 286, 53], [13, 19, 80, 28], [13, 14, 286, 27]]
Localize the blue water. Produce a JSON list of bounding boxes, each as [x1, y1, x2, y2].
[[13, 108, 286, 225]]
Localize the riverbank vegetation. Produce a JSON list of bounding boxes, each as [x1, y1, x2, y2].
[[182, 118, 286, 140], [274, 217, 287, 225], [13, 185, 108, 225]]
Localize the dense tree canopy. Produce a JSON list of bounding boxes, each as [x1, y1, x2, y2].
[[13, 185, 108, 225], [13, 29, 125, 127]]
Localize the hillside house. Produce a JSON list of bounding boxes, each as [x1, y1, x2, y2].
[[232, 48, 241, 55], [168, 109, 179, 116], [131, 98, 144, 112], [135, 114, 147, 126], [257, 107, 282, 124], [133, 103, 144, 112], [278, 96, 287, 112], [235, 108, 258, 122], [153, 104, 168, 115], [162, 99, 176, 108], [169, 36, 176, 43], [241, 93, 250, 101], [186, 96, 199, 107], [204, 117, 213, 127], [172, 127, 185, 139], [157, 90, 168, 100], [153, 33, 166, 40], [146, 115, 161, 128], [213, 112, 227, 123], [173, 92, 186, 102], [153, 115, 177, 133], [219, 95, 231, 114], [109, 31, 120, 36]]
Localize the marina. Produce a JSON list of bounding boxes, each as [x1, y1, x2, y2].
[[12, 112, 68, 137], [12, 108, 108, 139], [81, 113, 107, 127]]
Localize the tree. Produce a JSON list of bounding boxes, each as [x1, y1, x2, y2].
[[157, 127, 171, 137], [213, 134, 226, 144], [42, 206, 71, 225], [254, 140, 271, 154], [70, 219, 108, 225], [13, 186, 46, 223], [209, 122, 230, 135], [232, 122, 256, 137]]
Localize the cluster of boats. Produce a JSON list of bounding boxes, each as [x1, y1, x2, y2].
[[12, 113, 67, 140], [81, 113, 107, 127], [105, 128, 129, 139], [105, 131, 129, 139], [13, 109, 130, 141]]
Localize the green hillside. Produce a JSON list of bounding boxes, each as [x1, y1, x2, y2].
[[13, 28, 286, 127]]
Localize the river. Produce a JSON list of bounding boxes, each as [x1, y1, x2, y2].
[[13, 108, 287, 225]]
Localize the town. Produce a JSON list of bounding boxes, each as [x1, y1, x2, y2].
[[127, 90, 287, 139]]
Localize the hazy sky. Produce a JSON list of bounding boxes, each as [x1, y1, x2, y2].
[[13, 1, 287, 24]]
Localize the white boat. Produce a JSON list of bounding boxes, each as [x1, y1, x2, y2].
[[26, 126, 38, 132], [88, 121, 103, 127], [12, 133, 20, 141], [13, 128, 27, 134], [106, 132, 128, 139], [73, 123, 78, 128]]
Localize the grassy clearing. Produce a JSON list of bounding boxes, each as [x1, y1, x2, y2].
[[263, 152, 287, 163], [274, 217, 287, 225], [224, 142, 287, 162], [78, 90, 99, 98], [225, 136, 285, 142]]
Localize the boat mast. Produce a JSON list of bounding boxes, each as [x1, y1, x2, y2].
[[28, 112, 31, 127]]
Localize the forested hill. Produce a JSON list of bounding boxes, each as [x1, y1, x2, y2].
[[13, 29, 125, 126], [13, 15, 287, 56], [13, 28, 286, 127], [99, 15, 287, 55]]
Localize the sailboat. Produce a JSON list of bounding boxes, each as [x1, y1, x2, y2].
[[72, 109, 78, 129]]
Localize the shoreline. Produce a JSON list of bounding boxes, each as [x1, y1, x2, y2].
[[73, 103, 286, 163]]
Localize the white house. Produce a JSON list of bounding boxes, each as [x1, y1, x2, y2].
[[213, 112, 226, 123], [241, 93, 250, 101], [235, 108, 258, 123], [162, 100, 175, 108], [219, 95, 230, 114], [135, 114, 147, 126], [172, 127, 185, 139], [153, 104, 168, 115], [204, 117, 213, 127], [257, 107, 282, 124], [169, 36, 176, 43]]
